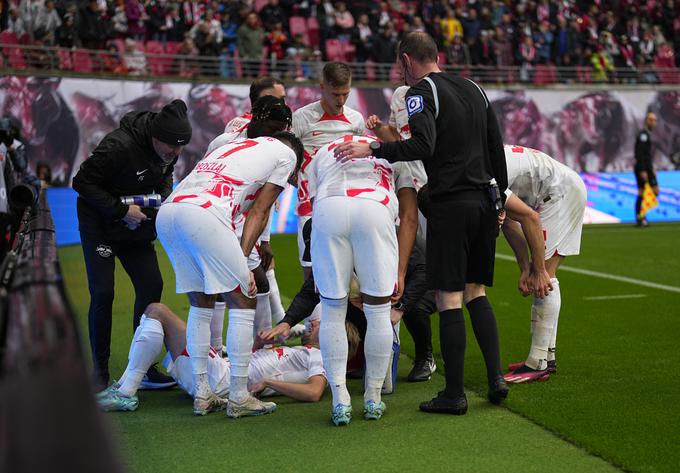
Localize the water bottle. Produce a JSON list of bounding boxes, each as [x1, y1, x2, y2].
[[120, 193, 162, 208]]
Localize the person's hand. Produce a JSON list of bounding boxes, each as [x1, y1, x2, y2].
[[248, 380, 267, 398], [349, 296, 363, 311], [258, 241, 274, 271], [391, 273, 405, 303], [365, 115, 385, 131], [518, 269, 532, 297], [333, 141, 372, 163], [390, 306, 404, 326], [122, 204, 148, 230], [259, 322, 291, 341], [497, 209, 506, 228], [248, 271, 257, 297], [639, 170, 648, 182], [528, 267, 553, 299]]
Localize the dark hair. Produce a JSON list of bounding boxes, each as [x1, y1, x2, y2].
[[322, 62, 352, 87], [397, 32, 438, 63], [271, 131, 304, 175], [247, 96, 292, 139], [249, 77, 285, 107]]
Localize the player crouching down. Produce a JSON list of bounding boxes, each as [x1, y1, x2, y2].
[[96, 303, 331, 412], [308, 135, 418, 425]]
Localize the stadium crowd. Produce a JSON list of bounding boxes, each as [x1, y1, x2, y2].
[[1, 0, 679, 81]]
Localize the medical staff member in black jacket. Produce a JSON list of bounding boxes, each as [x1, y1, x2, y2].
[[334, 32, 513, 415], [73, 99, 191, 391]]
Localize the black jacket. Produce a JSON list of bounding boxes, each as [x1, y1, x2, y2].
[[634, 129, 653, 172], [72, 111, 176, 241]]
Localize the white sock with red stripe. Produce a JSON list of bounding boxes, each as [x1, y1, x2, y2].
[[363, 302, 392, 403], [319, 297, 351, 407], [254, 292, 272, 336], [187, 306, 214, 398], [211, 301, 226, 352], [547, 279, 560, 363], [526, 278, 560, 370], [226, 308, 255, 401], [118, 315, 164, 397], [267, 269, 286, 325]]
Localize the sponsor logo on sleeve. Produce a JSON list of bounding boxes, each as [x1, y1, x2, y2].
[[406, 95, 424, 117]]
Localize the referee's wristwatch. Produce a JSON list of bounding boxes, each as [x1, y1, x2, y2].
[[369, 140, 382, 154]]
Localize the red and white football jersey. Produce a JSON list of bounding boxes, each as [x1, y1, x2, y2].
[[249, 345, 325, 388], [504, 144, 578, 209], [224, 112, 252, 134], [292, 101, 365, 216], [166, 137, 296, 228], [308, 135, 414, 221], [388, 86, 428, 192]]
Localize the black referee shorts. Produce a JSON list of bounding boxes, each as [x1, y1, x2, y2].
[[634, 165, 657, 189], [426, 195, 498, 292]]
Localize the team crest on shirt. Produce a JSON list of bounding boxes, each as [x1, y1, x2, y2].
[[406, 95, 424, 117]]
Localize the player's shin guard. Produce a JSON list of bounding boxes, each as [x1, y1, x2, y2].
[[363, 302, 392, 403], [267, 269, 286, 325], [211, 301, 226, 352], [546, 279, 560, 363], [187, 306, 214, 397], [119, 315, 164, 397], [226, 308, 255, 401], [254, 292, 272, 336], [526, 279, 560, 370], [319, 296, 351, 407]]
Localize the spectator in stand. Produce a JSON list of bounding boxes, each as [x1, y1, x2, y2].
[[126, 0, 148, 41], [626, 17, 641, 50], [220, 11, 238, 55], [518, 35, 537, 82], [371, 22, 397, 80], [147, 0, 169, 43], [447, 33, 469, 65], [377, 2, 391, 29], [555, 17, 572, 66], [123, 37, 148, 75], [534, 21, 553, 64], [591, 44, 614, 82], [180, 0, 204, 29], [111, 0, 128, 39], [427, 13, 444, 46], [478, 6, 493, 32], [102, 40, 127, 74], [32, 0, 61, 45], [193, 11, 222, 76], [479, 30, 496, 67], [165, 5, 185, 42], [5, 7, 28, 39], [352, 13, 373, 62], [56, 11, 80, 48], [29, 27, 55, 68], [265, 21, 287, 74], [492, 26, 512, 67], [441, 7, 463, 47], [463, 8, 481, 43], [411, 16, 426, 33], [19, 0, 40, 36], [259, 0, 286, 33], [237, 11, 264, 77], [79, 0, 107, 49], [174, 33, 199, 77], [333, 1, 354, 40], [618, 35, 637, 81], [491, 0, 508, 26], [639, 30, 656, 65]]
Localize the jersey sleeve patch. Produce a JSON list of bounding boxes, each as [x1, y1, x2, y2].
[[406, 95, 424, 117], [639, 132, 648, 142]]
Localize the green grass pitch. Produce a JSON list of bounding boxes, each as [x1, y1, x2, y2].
[[58, 222, 680, 473]]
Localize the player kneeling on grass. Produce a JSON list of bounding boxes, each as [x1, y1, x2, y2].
[[97, 303, 329, 412], [307, 135, 418, 426], [156, 130, 303, 418], [501, 145, 587, 383]]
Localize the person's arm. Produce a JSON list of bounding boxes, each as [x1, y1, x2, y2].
[[156, 158, 177, 201], [366, 115, 400, 142], [485, 96, 508, 199], [399, 243, 428, 311], [504, 193, 552, 298], [501, 215, 532, 296], [251, 375, 326, 402], [240, 182, 283, 257], [395, 187, 418, 300]]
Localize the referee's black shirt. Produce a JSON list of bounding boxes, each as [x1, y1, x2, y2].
[[634, 128, 653, 171], [373, 73, 507, 200]]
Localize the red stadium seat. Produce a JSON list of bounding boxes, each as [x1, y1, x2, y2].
[[325, 39, 345, 61], [289, 16, 309, 45], [343, 42, 356, 62], [364, 60, 376, 81], [307, 17, 320, 48], [437, 52, 447, 65], [533, 64, 557, 85], [254, 0, 268, 12], [57, 48, 73, 70], [0, 31, 19, 45], [576, 66, 592, 83], [72, 49, 94, 73], [146, 40, 167, 75], [0, 31, 24, 69]]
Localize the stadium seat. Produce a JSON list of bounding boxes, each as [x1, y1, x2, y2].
[[343, 42, 356, 62], [254, 0, 268, 12], [0, 31, 24, 69], [289, 16, 309, 45], [72, 49, 94, 73], [534, 64, 557, 85], [0, 31, 19, 45], [437, 52, 447, 65], [364, 60, 376, 81], [146, 40, 167, 75], [576, 66, 592, 83], [307, 17, 320, 48], [325, 39, 345, 61], [57, 48, 73, 70]]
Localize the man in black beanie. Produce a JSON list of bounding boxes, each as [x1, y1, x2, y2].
[[73, 99, 192, 391]]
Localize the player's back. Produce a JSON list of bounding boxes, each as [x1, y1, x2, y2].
[[224, 112, 252, 134], [504, 144, 577, 208], [249, 346, 324, 386]]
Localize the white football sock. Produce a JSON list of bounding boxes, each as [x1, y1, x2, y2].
[[267, 269, 286, 325], [547, 279, 561, 362], [254, 292, 272, 336], [226, 308, 255, 401], [526, 278, 560, 370], [319, 297, 351, 407], [118, 315, 164, 397], [363, 302, 392, 403], [211, 301, 226, 351], [187, 306, 214, 398]]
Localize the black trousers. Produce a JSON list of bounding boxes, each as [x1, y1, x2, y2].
[[402, 290, 437, 361], [80, 235, 163, 384]]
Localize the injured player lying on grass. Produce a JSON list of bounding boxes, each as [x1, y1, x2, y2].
[[96, 302, 346, 414]]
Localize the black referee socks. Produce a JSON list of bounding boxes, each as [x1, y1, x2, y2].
[[467, 296, 502, 383], [439, 308, 466, 398]]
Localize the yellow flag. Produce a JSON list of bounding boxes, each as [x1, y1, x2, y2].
[[638, 182, 659, 219]]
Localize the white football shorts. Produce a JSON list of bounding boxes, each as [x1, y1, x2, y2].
[[156, 203, 251, 295], [311, 196, 397, 299], [541, 172, 587, 258], [164, 348, 230, 398]]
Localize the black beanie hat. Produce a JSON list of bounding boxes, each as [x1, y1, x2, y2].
[[150, 99, 192, 145]]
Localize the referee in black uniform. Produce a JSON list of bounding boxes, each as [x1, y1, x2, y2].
[[335, 32, 509, 414], [634, 112, 658, 227]]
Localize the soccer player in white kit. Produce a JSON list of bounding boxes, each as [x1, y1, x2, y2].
[[501, 145, 587, 383], [308, 135, 418, 425], [292, 62, 365, 280], [96, 303, 327, 412], [156, 131, 303, 417]]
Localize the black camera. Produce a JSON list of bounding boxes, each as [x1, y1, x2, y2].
[[0, 117, 18, 147]]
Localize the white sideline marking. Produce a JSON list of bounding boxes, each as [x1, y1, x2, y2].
[[583, 294, 647, 301], [496, 253, 680, 294]]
